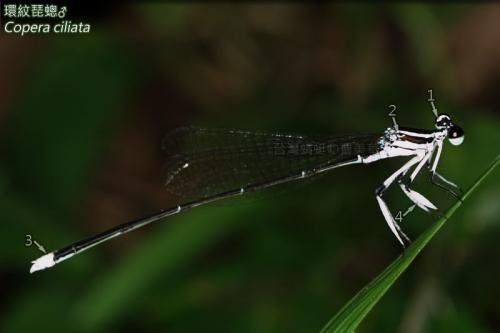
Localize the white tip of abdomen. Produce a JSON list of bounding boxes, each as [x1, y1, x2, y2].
[[30, 252, 55, 274]]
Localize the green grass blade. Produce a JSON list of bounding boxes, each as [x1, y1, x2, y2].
[[320, 153, 500, 333]]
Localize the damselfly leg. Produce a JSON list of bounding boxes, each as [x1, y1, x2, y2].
[[430, 171, 463, 199], [374, 154, 424, 246], [399, 152, 438, 213], [374, 149, 441, 247]]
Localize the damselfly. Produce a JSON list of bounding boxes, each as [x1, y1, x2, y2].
[[30, 93, 464, 273]]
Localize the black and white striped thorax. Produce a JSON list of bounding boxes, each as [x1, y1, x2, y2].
[[363, 126, 446, 165], [386, 126, 445, 147]]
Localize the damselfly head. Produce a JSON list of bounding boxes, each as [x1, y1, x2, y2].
[[435, 113, 464, 145]]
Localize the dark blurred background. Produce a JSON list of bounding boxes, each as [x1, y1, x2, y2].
[[1, 3, 500, 333]]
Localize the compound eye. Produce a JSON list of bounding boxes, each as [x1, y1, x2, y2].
[[448, 125, 464, 145]]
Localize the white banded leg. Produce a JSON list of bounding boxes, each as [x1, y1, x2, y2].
[[430, 141, 443, 174], [399, 151, 438, 213], [376, 196, 410, 246], [375, 155, 423, 246]]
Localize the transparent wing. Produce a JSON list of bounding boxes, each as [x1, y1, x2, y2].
[[162, 127, 381, 201]]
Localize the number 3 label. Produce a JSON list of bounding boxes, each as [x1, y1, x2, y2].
[[25, 234, 32, 247]]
